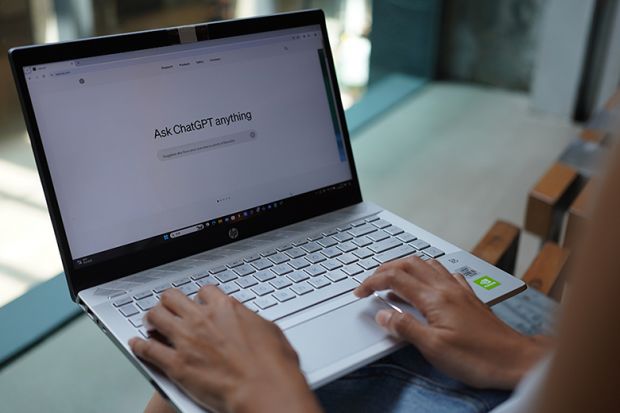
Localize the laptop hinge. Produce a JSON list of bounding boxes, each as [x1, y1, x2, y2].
[[178, 25, 198, 43]]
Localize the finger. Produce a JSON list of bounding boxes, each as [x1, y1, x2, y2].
[[145, 304, 182, 339], [129, 337, 177, 372], [375, 309, 428, 344], [160, 288, 199, 317], [354, 268, 427, 308], [427, 259, 454, 281], [197, 284, 228, 305], [453, 273, 475, 294]]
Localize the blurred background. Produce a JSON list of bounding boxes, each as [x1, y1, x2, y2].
[[0, 0, 619, 410]]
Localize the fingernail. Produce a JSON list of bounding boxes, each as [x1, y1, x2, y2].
[[128, 338, 137, 347], [376, 309, 393, 326], [353, 287, 361, 297]]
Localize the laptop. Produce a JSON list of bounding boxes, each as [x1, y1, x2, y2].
[[9, 9, 525, 412]]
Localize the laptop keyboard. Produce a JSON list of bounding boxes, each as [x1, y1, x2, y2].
[[112, 215, 445, 337]]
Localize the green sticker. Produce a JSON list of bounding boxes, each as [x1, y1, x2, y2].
[[474, 276, 501, 290]]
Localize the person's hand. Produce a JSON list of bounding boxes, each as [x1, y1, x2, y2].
[[129, 286, 321, 413], [354, 256, 552, 389]]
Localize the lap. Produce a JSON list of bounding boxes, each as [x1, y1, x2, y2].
[[316, 287, 557, 413]]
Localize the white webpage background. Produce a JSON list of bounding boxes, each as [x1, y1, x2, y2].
[[29, 43, 351, 258]]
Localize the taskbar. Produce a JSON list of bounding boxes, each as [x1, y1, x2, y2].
[[72, 180, 353, 269]]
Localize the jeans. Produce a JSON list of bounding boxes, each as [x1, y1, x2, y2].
[[315, 287, 557, 413]]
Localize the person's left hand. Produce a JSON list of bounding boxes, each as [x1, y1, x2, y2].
[[129, 286, 321, 413]]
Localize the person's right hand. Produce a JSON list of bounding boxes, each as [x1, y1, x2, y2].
[[354, 256, 552, 389]]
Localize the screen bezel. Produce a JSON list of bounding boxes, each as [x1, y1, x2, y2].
[[8, 9, 363, 300]]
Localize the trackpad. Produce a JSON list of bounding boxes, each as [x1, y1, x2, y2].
[[283, 297, 392, 375]]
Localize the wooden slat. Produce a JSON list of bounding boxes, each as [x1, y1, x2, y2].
[[522, 242, 570, 297], [525, 162, 580, 241], [605, 88, 620, 110], [579, 129, 608, 144], [563, 179, 595, 250], [472, 220, 520, 274]]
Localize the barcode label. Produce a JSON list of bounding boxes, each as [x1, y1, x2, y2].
[[456, 266, 478, 277]]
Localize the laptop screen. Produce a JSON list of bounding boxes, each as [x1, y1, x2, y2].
[[23, 24, 353, 268]]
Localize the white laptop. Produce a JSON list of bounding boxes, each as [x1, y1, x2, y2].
[[9, 9, 525, 412]]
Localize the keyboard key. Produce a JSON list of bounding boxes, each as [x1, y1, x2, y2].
[[322, 247, 342, 258], [139, 327, 149, 338], [177, 283, 199, 296], [133, 291, 153, 300], [367, 231, 389, 242], [227, 260, 244, 268], [269, 253, 290, 264], [372, 219, 391, 229], [128, 314, 143, 328], [321, 247, 342, 258], [306, 252, 326, 264], [321, 259, 342, 271], [374, 244, 416, 264], [322, 229, 338, 236], [342, 263, 364, 276], [251, 258, 273, 270], [244, 301, 260, 313], [210, 265, 227, 274], [277, 243, 294, 252], [384, 225, 404, 236], [288, 258, 310, 270], [304, 265, 326, 277], [291, 282, 314, 296], [410, 239, 430, 250], [308, 275, 331, 289], [215, 270, 237, 283], [252, 283, 275, 296], [136, 297, 159, 311], [270, 277, 292, 289], [255, 296, 278, 310], [285, 247, 306, 259], [397, 232, 417, 243], [423, 246, 445, 258], [152, 284, 171, 294], [358, 258, 380, 270], [369, 238, 402, 254], [196, 276, 219, 287], [219, 283, 240, 295], [333, 232, 353, 242], [287, 271, 310, 283], [236, 277, 258, 289], [348, 224, 376, 237], [244, 254, 261, 262], [191, 272, 209, 281], [119, 303, 139, 317], [350, 220, 366, 227], [326, 269, 348, 282], [336, 241, 357, 253], [272, 264, 293, 276], [293, 239, 308, 247], [353, 271, 373, 284], [318, 237, 338, 248], [172, 278, 190, 287], [261, 249, 277, 257], [353, 247, 373, 259], [301, 242, 322, 253], [337, 225, 352, 231], [273, 289, 296, 303], [337, 253, 358, 265], [233, 264, 255, 277], [254, 270, 276, 282], [415, 251, 431, 261], [352, 236, 372, 247], [308, 234, 323, 242], [365, 216, 380, 223], [113, 295, 132, 307], [232, 290, 256, 303]]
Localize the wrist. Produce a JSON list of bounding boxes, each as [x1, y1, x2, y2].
[[498, 334, 552, 389]]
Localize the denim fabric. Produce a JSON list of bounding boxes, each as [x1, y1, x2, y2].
[[316, 287, 557, 413]]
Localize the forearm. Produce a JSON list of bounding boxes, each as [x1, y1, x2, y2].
[[491, 334, 554, 389]]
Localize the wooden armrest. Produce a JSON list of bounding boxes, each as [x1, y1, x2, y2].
[[471, 220, 520, 274], [563, 178, 595, 250], [522, 242, 570, 300], [579, 129, 609, 144], [605, 88, 620, 110], [525, 162, 581, 241]]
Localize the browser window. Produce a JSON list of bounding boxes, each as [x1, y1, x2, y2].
[[24, 26, 352, 262]]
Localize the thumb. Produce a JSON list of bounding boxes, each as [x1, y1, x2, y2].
[[376, 309, 426, 343]]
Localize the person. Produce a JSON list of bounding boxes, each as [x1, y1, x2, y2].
[[129, 142, 620, 413]]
